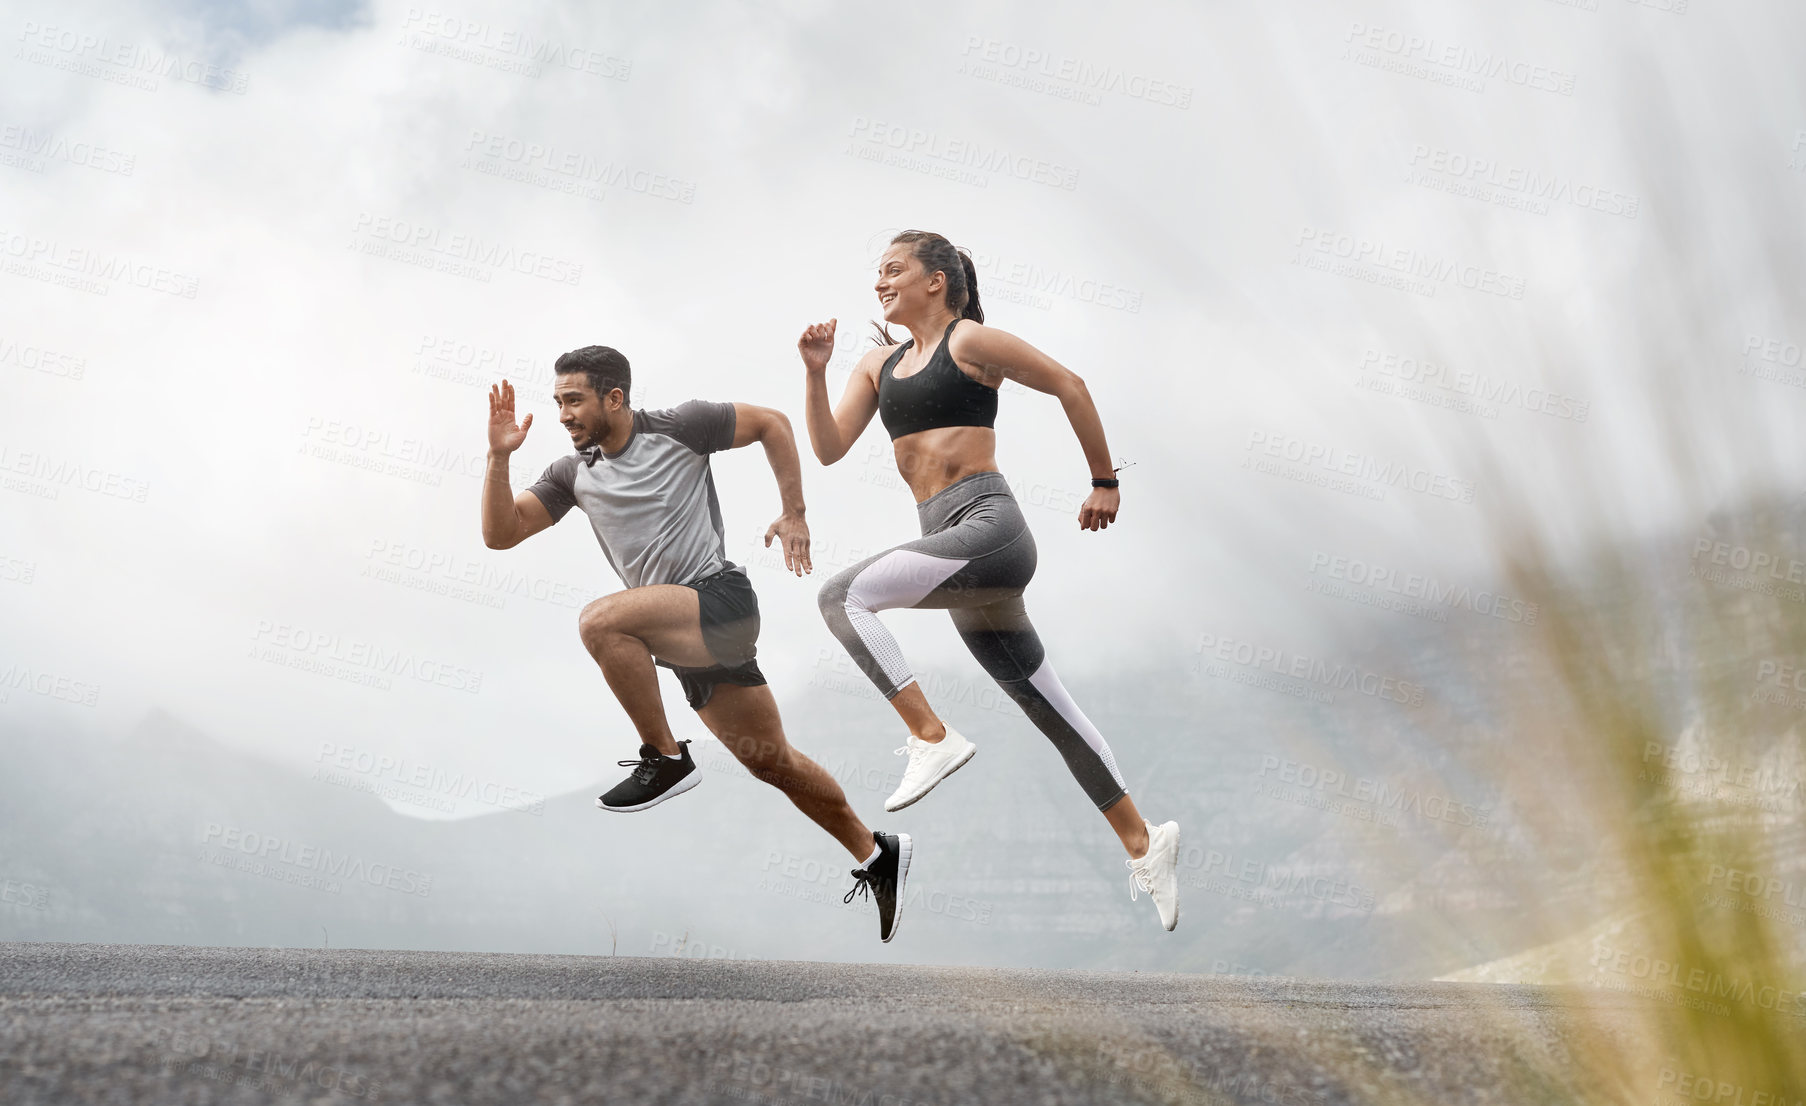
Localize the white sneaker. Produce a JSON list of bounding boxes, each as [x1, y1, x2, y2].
[[1126, 819, 1180, 932], [883, 727, 978, 812]]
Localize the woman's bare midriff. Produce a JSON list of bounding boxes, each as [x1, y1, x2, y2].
[[891, 425, 1000, 502]]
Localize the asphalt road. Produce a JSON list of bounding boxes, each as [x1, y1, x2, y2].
[[0, 942, 1645, 1105]]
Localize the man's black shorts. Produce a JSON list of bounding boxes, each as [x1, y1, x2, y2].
[[655, 564, 767, 710]]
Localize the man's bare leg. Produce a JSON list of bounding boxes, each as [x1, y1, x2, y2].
[[577, 586, 717, 756], [697, 682, 874, 861], [579, 588, 875, 858], [701, 683, 911, 942]]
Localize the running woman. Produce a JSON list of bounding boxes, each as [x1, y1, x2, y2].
[[797, 231, 1179, 932], [482, 346, 911, 941]]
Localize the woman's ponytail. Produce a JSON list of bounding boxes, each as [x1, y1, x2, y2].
[[956, 249, 984, 323]]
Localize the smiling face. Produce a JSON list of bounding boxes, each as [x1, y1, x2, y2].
[[874, 243, 948, 325], [552, 373, 621, 451]]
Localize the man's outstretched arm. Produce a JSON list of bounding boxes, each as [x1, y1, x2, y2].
[[729, 403, 811, 575], [483, 379, 561, 550], [482, 455, 558, 550]]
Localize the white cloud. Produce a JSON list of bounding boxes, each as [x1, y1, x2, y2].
[[2, 0, 1802, 819]]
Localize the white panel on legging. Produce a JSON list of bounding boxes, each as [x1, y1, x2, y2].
[[842, 549, 970, 695], [1025, 657, 1129, 793]]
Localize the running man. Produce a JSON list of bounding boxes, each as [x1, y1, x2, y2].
[[797, 231, 1179, 932], [481, 346, 912, 941]]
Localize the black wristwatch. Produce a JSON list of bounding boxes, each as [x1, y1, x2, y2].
[[1091, 477, 1119, 489]]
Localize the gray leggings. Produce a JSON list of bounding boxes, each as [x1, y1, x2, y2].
[[817, 471, 1129, 810]]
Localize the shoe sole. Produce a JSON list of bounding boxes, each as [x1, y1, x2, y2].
[[883, 744, 977, 813], [884, 833, 913, 944], [1164, 823, 1180, 932], [595, 771, 700, 813]]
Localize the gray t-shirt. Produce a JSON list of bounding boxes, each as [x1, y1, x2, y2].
[[527, 400, 738, 589]]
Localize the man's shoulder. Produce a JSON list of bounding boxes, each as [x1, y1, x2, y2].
[[636, 399, 735, 454], [639, 397, 726, 420], [536, 452, 582, 479]]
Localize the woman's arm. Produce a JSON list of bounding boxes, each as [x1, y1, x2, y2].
[[950, 323, 1121, 531], [797, 318, 882, 465]]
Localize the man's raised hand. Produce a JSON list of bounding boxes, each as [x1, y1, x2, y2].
[[488, 379, 533, 454]]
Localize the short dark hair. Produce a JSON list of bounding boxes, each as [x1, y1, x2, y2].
[[554, 345, 631, 405]]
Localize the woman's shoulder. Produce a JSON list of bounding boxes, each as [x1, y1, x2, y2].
[[945, 318, 1012, 362], [854, 339, 903, 379]]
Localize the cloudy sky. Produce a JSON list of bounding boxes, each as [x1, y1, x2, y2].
[[3, 0, 1802, 819]]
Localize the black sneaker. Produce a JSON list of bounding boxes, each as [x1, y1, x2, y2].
[[843, 830, 912, 943], [596, 740, 700, 812]]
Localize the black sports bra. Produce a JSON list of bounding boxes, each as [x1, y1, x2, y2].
[[876, 319, 999, 440]]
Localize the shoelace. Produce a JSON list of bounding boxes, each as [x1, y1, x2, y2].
[[1125, 857, 1154, 902], [844, 869, 877, 905], [894, 736, 942, 769], [617, 751, 663, 785]]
